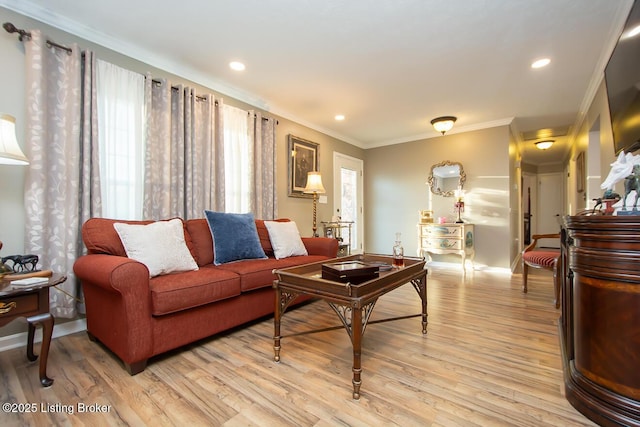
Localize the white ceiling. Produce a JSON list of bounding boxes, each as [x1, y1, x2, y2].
[[2, 0, 634, 164]]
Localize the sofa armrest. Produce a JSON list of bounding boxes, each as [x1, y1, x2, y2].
[[73, 254, 154, 366], [302, 237, 339, 258]]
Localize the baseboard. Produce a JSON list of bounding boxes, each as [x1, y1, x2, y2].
[[0, 318, 87, 353]]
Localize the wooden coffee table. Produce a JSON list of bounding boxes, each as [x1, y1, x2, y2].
[[272, 254, 427, 399], [0, 273, 66, 387]]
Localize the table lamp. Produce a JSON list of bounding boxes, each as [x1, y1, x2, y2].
[[303, 171, 325, 237], [0, 114, 29, 267], [0, 114, 29, 165]]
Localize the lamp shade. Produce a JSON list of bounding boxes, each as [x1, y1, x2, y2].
[[303, 171, 325, 194], [0, 114, 28, 165], [431, 116, 457, 135]]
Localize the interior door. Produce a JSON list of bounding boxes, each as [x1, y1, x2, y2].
[[537, 172, 563, 248], [333, 152, 364, 254]]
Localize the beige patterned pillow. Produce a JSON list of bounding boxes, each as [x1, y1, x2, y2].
[[114, 219, 198, 277]]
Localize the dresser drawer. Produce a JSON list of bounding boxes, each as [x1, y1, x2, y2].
[[423, 237, 463, 250], [0, 293, 39, 319], [421, 225, 463, 237]]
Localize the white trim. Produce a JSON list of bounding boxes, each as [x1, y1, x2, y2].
[[0, 318, 87, 353]]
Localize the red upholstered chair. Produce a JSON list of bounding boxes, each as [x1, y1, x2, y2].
[[522, 233, 561, 308]]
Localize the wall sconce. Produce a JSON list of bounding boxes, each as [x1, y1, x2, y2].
[[303, 171, 325, 237], [0, 114, 29, 165], [431, 116, 457, 135], [535, 140, 554, 150]]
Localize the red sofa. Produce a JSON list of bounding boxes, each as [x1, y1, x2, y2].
[[73, 217, 338, 374]]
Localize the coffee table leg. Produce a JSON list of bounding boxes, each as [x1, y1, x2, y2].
[[351, 304, 363, 400], [273, 288, 299, 363], [27, 313, 54, 387], [412, 275, 428, 334], [274, 287, 282, 363]]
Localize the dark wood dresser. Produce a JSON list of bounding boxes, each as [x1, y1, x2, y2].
[[561, 216, 640, 426]]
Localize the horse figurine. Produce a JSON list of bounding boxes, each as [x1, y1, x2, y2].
[[623, 164, 640, 210]]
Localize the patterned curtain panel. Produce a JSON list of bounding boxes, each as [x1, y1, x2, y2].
[[24, 31, 100, 318], [253, 111, 278, 220], [144, 81, 224, 219]]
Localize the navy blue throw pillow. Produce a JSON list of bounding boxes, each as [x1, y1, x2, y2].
[[204, 211, 267, 265]]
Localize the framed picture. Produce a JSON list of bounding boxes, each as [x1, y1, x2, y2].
[[288, 135, 319, 198], [576, 151, 585, 193]]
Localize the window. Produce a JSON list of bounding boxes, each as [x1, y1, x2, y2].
[[223, 104, 253, 213], [96, 60, 146, 219]]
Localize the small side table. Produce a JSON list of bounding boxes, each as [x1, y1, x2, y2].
[[0, 273, 66, 387]]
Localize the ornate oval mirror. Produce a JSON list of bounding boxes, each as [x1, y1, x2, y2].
[[427, 160, 466, 197]]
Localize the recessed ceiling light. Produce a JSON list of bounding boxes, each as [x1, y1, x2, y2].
[[531, 58, 551, 69], [335, 114, 345, 121], [229, 61, 245, 71]]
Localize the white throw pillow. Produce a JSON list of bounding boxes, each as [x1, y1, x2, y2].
[[113, 219, 199, 277], [264, 221, 308, 259]]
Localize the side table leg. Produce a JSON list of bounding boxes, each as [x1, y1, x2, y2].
[[27, 313, 54, 387], [27, 322, 37, 361]]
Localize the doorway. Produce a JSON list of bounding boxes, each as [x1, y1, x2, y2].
[[333, 152, 364, 254], [536, 172, 563, 248]]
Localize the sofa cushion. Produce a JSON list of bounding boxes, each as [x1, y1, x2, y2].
[[204, 211, 267, 265], [185, 218, 214, 267], [217, 255, 328, 292], [264, 220, 308, 259], [149, 267, 241, 316], [82, 217, 197, 260], [114, 219, 199, 277]]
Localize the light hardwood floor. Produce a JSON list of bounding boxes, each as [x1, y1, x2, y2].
[[0, 266, 596, 426]]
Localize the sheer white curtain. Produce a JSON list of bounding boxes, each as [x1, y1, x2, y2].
[[96, 60, 146, 220], [223, 104, 253, 213]]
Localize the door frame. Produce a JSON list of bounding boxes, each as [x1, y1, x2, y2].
[[333, 152, 364, 253]]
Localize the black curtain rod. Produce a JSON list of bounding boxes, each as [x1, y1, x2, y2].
[[3, 22, 72, 55], [4, 22, 277, 124], [151, 79, 277, 122]]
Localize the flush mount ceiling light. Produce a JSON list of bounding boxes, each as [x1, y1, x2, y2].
[[531, 58, 551, 69], [229, 61, 245, 71], [334, 114, 345, 121], [535, 140, 554, 150], [430, 116, 457, 135]]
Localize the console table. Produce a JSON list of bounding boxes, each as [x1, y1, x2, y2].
[[417, 222, 474, 273], [561, 216, 640, 426]]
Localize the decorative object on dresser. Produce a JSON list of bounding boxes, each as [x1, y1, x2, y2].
[[418, 210, 434, 224], [560, 216, 640, 426], [417, 222, 474, 275], [521, 233, 561, 308]]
